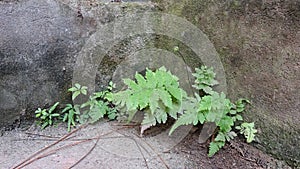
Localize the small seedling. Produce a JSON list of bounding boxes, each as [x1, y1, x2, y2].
[[68, 83, 88, 100], [62, 104, 80, 132], [35, 102, 60, 129]]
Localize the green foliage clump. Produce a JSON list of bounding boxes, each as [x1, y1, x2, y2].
[[112, 67, 186, 134], [78, 82, 117, 124], [192, 66, 218, 94], [33, 63, 257, 158], [35, 102, 60, 129], [35, 82, 117, 132], [63, 82, 117, 130], [169, 66, 257, 157]]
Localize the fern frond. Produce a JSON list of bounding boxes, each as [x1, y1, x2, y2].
[[169, 110, 197, 135], [208, 141, 225, 157], [141, 111, 157, 135]]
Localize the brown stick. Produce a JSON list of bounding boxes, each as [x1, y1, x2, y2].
[[12, 124, 88, 169]]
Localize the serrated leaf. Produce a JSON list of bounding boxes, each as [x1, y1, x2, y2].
[[158, 89, 173, 109], [215, 133, 226, 142], [169, 110, 197, 135], [199, 96, 212, 111], [154, 108, 168, 124], [217, 116, 234, 132], [141, 112, 156, 135], [135, 73, 146, 86], [208, 141, 225, 157], [123, 78, 139, 91], [197, 113, 206, 124], [225, 131, 237, 141], [149, 92, 159, 113], [206, 110, 217, 122], [166, 85, 182, 100], [208, 142, 220, 157], [239, 122, 257, 143]]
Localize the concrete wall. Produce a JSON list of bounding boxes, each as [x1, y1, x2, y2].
[[153, 0, 299, 166], [0, 0, 299, 166]]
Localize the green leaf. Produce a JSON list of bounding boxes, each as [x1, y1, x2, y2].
[[154, 108, 168, 124], [141, 111, 157, 134], [169, 110, 197, 135], [41, 122, 49, 129], [108, 112, 117, 120], [229, 110, 237, 115], [197, 113, 206, 124], [72, 91, 81, 100], [135, 73, 146, 86], [89, 105, 105, 124], [238, 122, 257, 143], [166, 85, 182, 100], [235, 114, 243, 121], [149, 92, 159, 113], [158, 89, 173, 109], [75, 83, 81, 89], [63, 113, 68, 122], [215, 133, 226, 142], [217, 116, 234, 132], [199, 96, 212, 111], [62, 104, 72, 113], [49, 102, 59, 114], [68, 87, 77, 92], [81, 89, 87, 95], [51, 113, 60, 117], [225, 131, 237, 141], [208, 142, 219, 157]]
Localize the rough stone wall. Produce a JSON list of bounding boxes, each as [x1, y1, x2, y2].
[[0, 0, 155, 129], [0, 0, 96, 128], [0, 0, 299, 167], [153, 0, 300, 166]]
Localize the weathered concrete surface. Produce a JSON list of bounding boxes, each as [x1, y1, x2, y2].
[[0, 0, 156, 129], [153, 0, 300, 167], [0, 121, 197, 169], [0, 0, 98, 129]]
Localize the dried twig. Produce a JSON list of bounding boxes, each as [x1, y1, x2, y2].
[[13, 124, 88, 169], [69, 137, 101, 168]]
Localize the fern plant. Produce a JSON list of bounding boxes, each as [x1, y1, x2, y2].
[[236, 122, 257, 143], [192, 66, 218, 94], [169, 66, 257, 157], [112, 67, 186, 134]]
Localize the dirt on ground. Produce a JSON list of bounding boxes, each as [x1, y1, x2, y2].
[[0, 120, 292, 169]]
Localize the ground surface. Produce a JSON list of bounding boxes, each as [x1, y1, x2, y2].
[[0, 121, 291, 169]]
